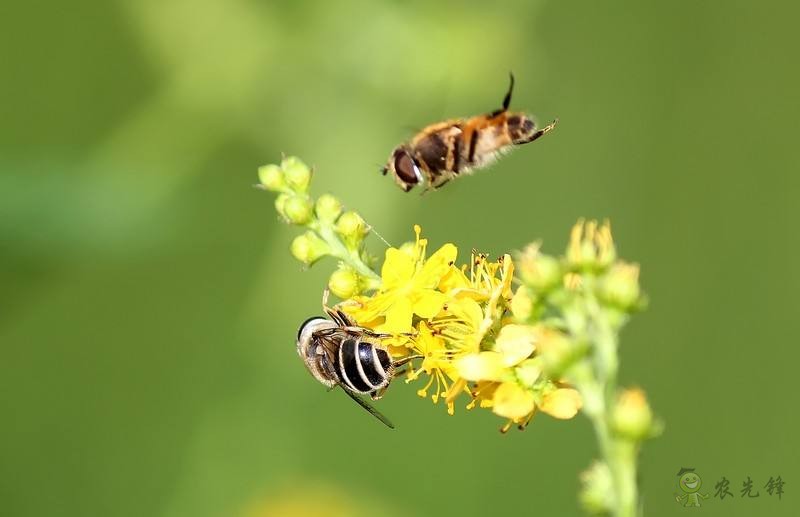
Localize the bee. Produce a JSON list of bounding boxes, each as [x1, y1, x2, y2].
[[382, 73, 557, 192], [296, 294, 419, 428]]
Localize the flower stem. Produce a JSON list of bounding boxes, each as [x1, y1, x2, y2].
[[312, 220, 382, 290], [573, 293, 640, 516]]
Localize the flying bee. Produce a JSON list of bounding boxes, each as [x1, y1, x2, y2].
[[382, 73, 558, 192], [296, 293, 419, 428]]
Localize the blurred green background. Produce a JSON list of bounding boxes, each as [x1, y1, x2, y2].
[[2, 1, 798, 516]]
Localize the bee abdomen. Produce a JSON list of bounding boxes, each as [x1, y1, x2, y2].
[[337, 338, 392, 393]]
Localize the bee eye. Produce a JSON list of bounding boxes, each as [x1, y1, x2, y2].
[[393, 150, 419, 186], [297, 316, 326, 341]]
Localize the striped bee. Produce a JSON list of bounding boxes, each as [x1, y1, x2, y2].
[[296, 296, 418, 428], [382, 73, 557, 192]]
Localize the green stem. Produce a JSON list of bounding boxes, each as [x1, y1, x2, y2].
[[574, 294, 639, 517], [313, 221, 382, 289]]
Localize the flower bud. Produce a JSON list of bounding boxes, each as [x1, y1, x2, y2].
[[580, 461, 613, 515], [328, 267, 361, 299], [315, 194, 342, 223], [336, 211, 368, 247], [274, 193, 290, 217], [290, 231, 330, 265], [281, 156, 312, 192], [282, 195, 314, 225], [566, 219, 616, 271], [598, 262, 641, 310], [612, 387, 654, 441], [515, 358, 542, 388], [257, 164, 285, 191], [535, 327, 583, 377], [517, 244, 561, 292]]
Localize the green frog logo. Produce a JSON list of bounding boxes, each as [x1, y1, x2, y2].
[[675, 467, 709, 507]]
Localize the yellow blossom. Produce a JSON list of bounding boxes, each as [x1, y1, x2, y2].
[[406, 322, 459, 414], [540, 388, 583, 419], [492, 382, 535, 421], [343, 226, 456, 333]]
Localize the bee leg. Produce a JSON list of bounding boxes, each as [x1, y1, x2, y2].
[[322, 290, 359, 327], [370, 387, 388, 400], [318, 350, 339, 390], [518, 118, 559, 144], [392, 354, 424, 368]]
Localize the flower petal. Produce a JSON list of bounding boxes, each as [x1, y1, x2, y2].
[[492, 382, 535, 420], [381, 248, 414, 289], [494, 324, 536, 367], [438, 265, 469, 293], [382, 297, 414, 333], [540, 388, 583, 419], [412, 290, 448, 319], [454, 351, 506, 382], [416, 243, 457, 288]]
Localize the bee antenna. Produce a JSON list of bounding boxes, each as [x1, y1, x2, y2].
[[367, 224, 393, 249], [502, 72, 515, 111]]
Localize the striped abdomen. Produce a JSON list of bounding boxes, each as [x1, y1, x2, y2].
[[335, 337, 393, 394]]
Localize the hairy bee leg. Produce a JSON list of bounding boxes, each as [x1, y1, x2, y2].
[[519, 118, 558, 144]]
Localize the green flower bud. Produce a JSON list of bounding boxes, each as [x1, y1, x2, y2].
[[282, 195, 314, 225], [612, 388, 654, 441], [517, 244, 561, 292], [579, 461, 614, 515], [598, 262, 641, 310], [257, 164, 285, 191], [336, 211, 368, 247], [274, 193, 290, 217], [290, 231, 330, 265], [281, 156, 312, 192], [536, 327, 584, 378], [328, 267, 361, 299], [315, 194, 343, 222], [515, 358, 542, 388]]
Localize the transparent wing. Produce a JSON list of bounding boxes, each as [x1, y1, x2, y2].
[[339, 385, 395, 429]]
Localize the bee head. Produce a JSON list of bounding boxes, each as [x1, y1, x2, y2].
[[386, 147, 423, 192], [296, 316, 335, 354], [507, 114, 540, 144]]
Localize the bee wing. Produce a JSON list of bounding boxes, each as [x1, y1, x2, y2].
[[339, 385, 395, 429]]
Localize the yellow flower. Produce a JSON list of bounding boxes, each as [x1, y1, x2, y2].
[[493, 382, 536, 421], [344, 226, 456, 333], [540, 388, 582, 419], [406, 322, 459, 414]]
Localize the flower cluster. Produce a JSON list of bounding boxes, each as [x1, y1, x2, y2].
[[257, 157, 380, 298], [258, 158, 660, 515], [339, 225, 582, 432]]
